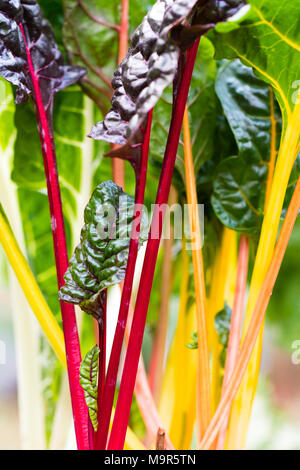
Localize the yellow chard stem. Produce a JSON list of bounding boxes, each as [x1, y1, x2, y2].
[[0, 209, 66, 366], [226, 96, 300, 449], [199, 177, 300, 450], [169, 238, 189, 442], [183, 107, 211, 441], [210, 228, 237, 413], [264, 87, 277, 211], [168, 240, 197, 449], [217, 234, 249, 449]]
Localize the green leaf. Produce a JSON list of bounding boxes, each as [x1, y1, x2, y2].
[[211, 59, 283, 234], [183, 38, 217, 174], [186, 331, 198, 350], [13, 87, 104, 318], [211, 155, 266, 234], [63, 0, 156, 115], [63, 0, 118, 114], [0, 78, 15, 154], [209, 0, 300, 128], [59, 180, 148, 320], [17, 188, 68, 319], [195, 106, 238, 212], [215, 59, 282, 166], [39, 0, 64, 48], [214, 303, 232, 368], [79, 345, 100, 432]]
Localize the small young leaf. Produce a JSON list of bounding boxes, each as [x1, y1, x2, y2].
[[79, 345, 100, 432], [59, 181, 148, 321], [186, 331, 198, 349], [214, 303, 232, 368]]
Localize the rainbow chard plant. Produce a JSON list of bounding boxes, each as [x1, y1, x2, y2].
[[0, 0, 299, 452]]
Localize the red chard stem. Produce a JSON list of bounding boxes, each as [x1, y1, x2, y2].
[[18, 22, 89, 450], [108, 38, 200, 450], [95, 110, 153, 449]]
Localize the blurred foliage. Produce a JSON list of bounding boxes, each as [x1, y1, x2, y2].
[[268, 219, 300, 350]]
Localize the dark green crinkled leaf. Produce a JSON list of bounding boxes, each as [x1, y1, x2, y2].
[[90, 0, 246, 169], [172, 0, 247, 47], [79, 345, 100, 432], [59, 180, 148, 320], [214, 303, 231, 368], [12, 86, 107, 438], [211, 156, 266, 234]]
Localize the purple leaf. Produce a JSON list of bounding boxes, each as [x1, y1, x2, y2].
[[0, 0, 86, 114], [89, 0, 246, 172]]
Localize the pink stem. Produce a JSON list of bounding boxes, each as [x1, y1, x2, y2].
[[136, 355, 175, 450], [94, 111, 153, 449], [199, 177, 300, 450], [216, 235, 249, 449], [111, 0, 129, 186], [119, 0, 129, 62], [19, 23, 89, 450], [108, 39, 200, 450]]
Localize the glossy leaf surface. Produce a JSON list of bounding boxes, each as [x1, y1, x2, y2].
[[79, 345, 100, 432], [59, 180, 148, 320], [212, 60, 282, 233], [90, 0, 246, 168], [209, 0, 300, 128], [0, 0, 85, 110]]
